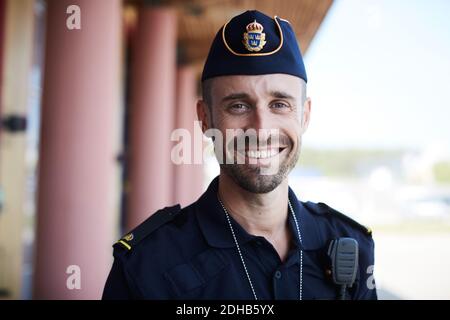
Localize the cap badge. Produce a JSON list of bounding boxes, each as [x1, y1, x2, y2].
[[243, 20, 266, 52]]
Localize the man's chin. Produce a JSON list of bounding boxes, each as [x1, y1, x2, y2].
[[221, 165, 287, 194], [237, 176, 282, 194], [220, 145, 299, 193]]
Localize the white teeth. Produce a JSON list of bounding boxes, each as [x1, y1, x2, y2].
[[246, 149, 280, 159]]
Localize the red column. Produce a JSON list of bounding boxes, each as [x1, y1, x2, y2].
[[34, 0, 121, 299], [127, 7, 177, 230], [0, 0, 5, 115], [174, 65, 204, 207]]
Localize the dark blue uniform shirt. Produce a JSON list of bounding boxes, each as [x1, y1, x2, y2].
[[103, 176, 377, 300]]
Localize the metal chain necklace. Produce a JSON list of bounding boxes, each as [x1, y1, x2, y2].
[[218, 197, 304, 300]]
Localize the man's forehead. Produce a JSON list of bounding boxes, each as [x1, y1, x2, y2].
[[210, 73, 303, 96]]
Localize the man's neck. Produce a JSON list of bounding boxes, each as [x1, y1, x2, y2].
[[218, 172, 292, 260]]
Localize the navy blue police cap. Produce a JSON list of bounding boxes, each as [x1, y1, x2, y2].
[[201, 10, 307, 83]]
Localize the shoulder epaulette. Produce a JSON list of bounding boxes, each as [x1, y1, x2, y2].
[[304, 201, 372, 236], [114, 204, 181, 251]]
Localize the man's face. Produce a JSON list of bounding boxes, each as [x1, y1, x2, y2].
[[198, 73, 311, 193]]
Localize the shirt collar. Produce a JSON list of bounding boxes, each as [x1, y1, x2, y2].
[[287, 187, 325, 250], [195, 176, 324, 251]]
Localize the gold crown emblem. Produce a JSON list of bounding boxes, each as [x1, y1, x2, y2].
[[246, 20, 264, 32], [243, 20, 266, 52]]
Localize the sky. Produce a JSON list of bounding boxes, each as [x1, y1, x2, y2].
[[303, 0, 450, 151]]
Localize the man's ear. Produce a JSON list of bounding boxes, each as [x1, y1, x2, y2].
[[196, 99, 210, 133], [301, 97, 312, 134]]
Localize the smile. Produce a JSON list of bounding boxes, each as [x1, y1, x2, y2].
[[236, 147, 288, 160]]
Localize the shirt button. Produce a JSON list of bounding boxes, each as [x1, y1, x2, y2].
[[275, 271, 282, 279]]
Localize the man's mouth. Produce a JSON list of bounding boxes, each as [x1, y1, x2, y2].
[[236, 146, 288, 160]]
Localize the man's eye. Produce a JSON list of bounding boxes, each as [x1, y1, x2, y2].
[[229, 104, 249, 112], [271, 102, 289, 109]]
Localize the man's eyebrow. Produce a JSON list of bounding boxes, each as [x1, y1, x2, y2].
[[270, 90, 295, 100], [221, 92, 250, 102]]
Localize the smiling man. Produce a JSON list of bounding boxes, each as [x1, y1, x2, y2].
[[103, 10, 377, 300]]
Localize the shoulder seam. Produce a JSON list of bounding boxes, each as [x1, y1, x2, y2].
[[305, 201, 372, 237], [114, 204, 181, 251]]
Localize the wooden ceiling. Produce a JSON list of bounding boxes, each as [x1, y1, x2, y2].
[[126, 0, 334, 65]]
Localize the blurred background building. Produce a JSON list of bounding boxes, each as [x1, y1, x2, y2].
[[0, 0, 449, 300]]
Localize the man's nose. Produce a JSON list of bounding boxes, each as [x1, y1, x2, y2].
[[249, 107, 274, 133]]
